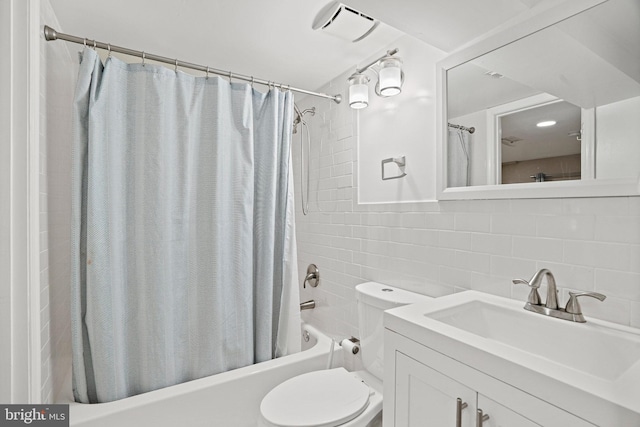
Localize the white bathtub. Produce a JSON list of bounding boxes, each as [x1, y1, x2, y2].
[[66, 324, 341, 427]]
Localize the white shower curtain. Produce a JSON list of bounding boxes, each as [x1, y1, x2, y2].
[[447, 128, 470, 187], [70, 49, 300, 403]]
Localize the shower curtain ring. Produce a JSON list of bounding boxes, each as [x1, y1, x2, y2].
[[141, 52, 146, 66], [175, 59, 179, 73], [229, 72, 233, 83], [83, 38, 87, 47], [250, 76, 254, 88], [107, 43, 112, 58], [205, 66, 210, 79], [92, 40, 97, 50]]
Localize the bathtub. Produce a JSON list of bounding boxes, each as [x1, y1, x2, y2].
[[65, 324, 341, 427]]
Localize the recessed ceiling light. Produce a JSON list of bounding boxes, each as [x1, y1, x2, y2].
[[536, 120, 556, 127]]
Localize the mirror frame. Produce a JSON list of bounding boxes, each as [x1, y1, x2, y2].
[[436, 0, 639, 200]]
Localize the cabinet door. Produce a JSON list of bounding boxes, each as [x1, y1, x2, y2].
[[477, 394, 540, 427], [478, 393, 595, 427], [395, 351, 476, 427]]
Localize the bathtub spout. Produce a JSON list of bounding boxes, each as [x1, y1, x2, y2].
[[300, 300, 316, 311]]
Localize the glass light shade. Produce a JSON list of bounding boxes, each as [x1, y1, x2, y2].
[[348, 74, 369, 109], [378, 57, 402, 96]]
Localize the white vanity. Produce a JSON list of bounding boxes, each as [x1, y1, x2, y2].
[[383, 291, 640, 426]]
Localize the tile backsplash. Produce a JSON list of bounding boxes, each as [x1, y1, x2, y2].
[[295, 70, 640, 340]]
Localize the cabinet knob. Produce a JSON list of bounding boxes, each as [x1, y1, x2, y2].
[[456, 398, 468, 427], [476, 408, 490, 427]]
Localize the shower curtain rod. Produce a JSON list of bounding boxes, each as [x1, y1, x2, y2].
[[448, 123, 476, 134], [43, 25, 343, 104]]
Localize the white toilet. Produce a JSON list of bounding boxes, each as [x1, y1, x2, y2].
[[259, 282, 432, 427]]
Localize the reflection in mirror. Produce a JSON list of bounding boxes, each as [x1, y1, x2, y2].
[[500, 101, 582, 184], [445, 0, 640, 189]]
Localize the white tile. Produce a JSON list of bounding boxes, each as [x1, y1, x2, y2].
[[510, 198, 562, 215], [536, 214, 595, 240], [439, 265, 472, 289], [594, 269, 640, 302], [512, 236, 563, 263], [438, 230, 472, 250], [595, 215, 640, 244], [471, 233, 512, 256], [562, 197, 629, 215], [402, 213, 426, 229], [490, 256, 537, 279], [491, 213, 537, 236], [630, 245, 640, 274], [454, 212, 491, 232], [631, 301, 640, 329], [564, 240, 630, 271], [424, 213, 455, 230], [471, 273, 511, 298], [454, 251, 491, 274]]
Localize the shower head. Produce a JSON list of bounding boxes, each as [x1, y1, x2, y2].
[[293, 106, 316, 134]]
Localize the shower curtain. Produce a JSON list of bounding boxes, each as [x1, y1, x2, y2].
[[447, 128, 470, 187], [70, 48, 300, 404]]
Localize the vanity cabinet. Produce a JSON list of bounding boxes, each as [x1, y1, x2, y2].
[[385, 329, 596, 427]]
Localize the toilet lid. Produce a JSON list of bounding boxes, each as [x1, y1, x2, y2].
[[260, 368, 371, 427]]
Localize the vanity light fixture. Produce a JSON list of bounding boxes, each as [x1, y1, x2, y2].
[[536, 120, 557, 127], [347, 48, 403, 109], [348, 73, 370, 109]]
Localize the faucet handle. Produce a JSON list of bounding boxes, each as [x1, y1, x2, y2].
[[565, 291, 606, 315], [513, 278, 541, 305]]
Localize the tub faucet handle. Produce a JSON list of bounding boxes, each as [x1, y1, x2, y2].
[[303, 264, 320, 288]]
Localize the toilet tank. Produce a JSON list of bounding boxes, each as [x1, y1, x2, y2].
[[355, 282, 432, 380]]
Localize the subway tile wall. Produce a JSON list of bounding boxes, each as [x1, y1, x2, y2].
[[295, 71, 640, 340], [40, 0, 77, 403]]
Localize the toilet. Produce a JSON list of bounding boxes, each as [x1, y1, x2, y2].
[[259, 282, 432, 427]]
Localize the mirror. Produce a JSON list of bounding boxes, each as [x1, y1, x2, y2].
[[439, 0, 640, 199]]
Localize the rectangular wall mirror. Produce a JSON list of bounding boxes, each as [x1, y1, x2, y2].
[[437, 0, 640, 199]]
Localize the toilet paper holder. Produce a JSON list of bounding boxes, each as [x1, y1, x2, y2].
[[341, 337, 360, 354]]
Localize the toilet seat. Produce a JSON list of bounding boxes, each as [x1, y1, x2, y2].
[[260, 368, 371, 427]]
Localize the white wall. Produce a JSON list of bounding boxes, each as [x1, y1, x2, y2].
[[39, 0, 77, 403], [596, 96, 640, 180], [293, 41, 640, 341], [357, 36, 445, 203]]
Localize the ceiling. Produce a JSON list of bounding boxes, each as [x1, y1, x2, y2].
[[48, 0, 552, 94]]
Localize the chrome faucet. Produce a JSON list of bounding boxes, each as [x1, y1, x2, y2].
[[513, 268, 558, 309], [513, 268, 606, 323]]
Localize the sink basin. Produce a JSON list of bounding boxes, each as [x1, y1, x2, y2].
[[384, 290, 640, 424], [425, 299, 640, 381]]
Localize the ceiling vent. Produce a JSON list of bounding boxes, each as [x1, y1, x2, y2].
[[312, 2, 379, 42]]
